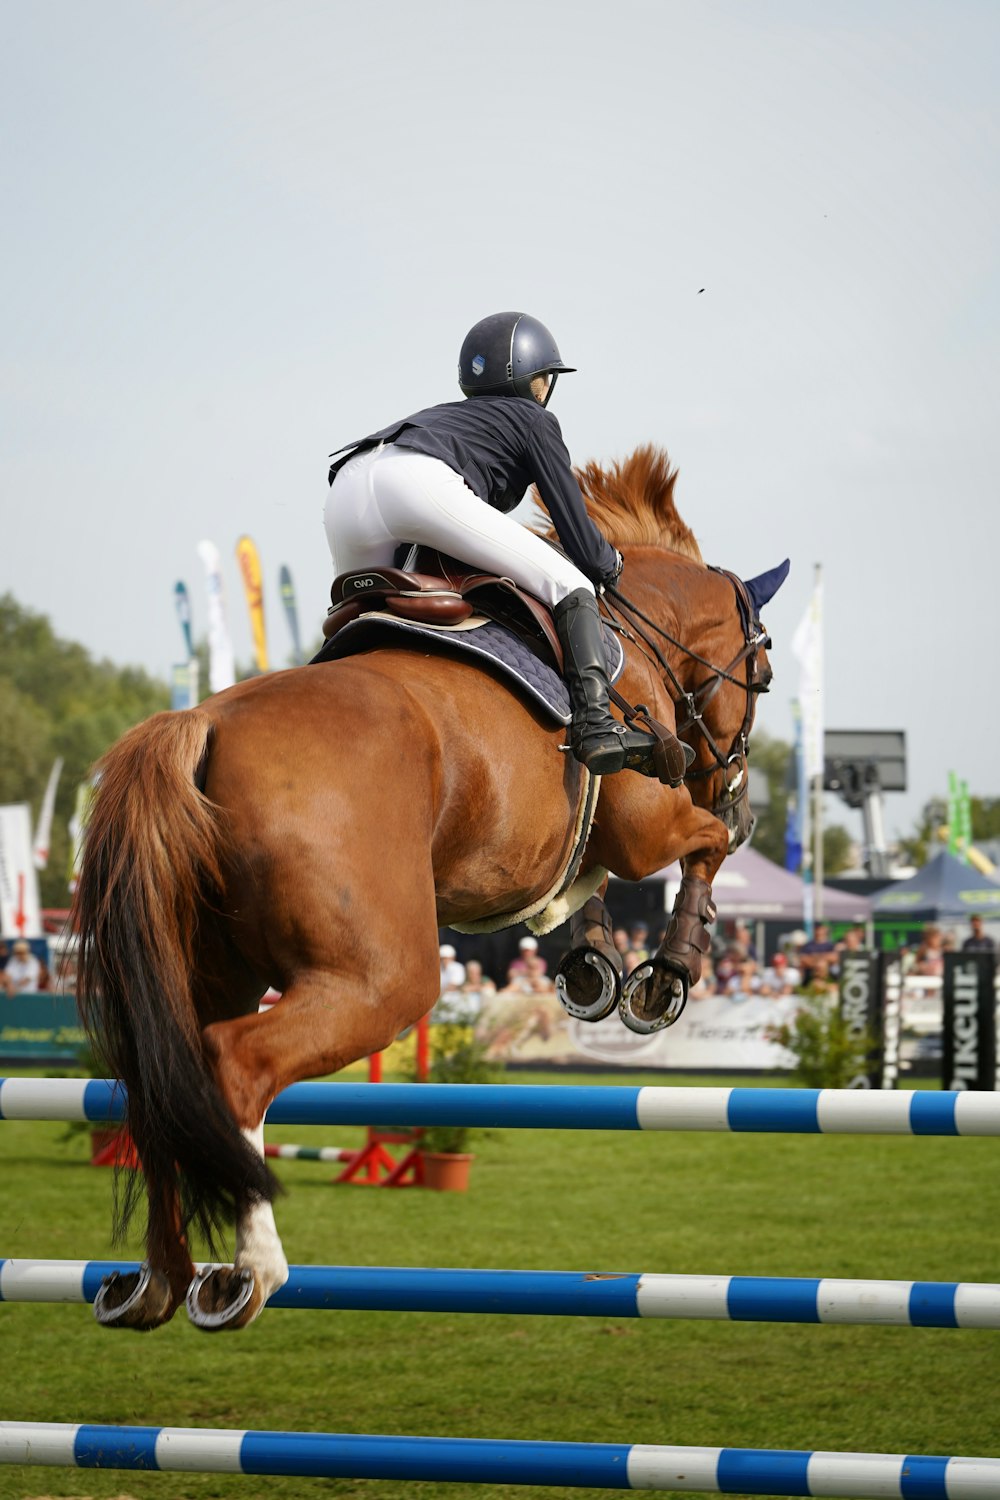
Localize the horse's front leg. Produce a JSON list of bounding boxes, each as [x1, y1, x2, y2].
[[619, 866, 719, 1034], [553, 884, 624, 1022], [591, 783, 730, 1035]]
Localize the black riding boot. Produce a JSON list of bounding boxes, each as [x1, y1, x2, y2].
[[553, 589, 661, 776]]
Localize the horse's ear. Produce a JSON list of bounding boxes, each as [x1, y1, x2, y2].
[[745, 559, 790, 615]]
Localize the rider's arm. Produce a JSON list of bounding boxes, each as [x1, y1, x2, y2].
[[526, 411, 621, 587]]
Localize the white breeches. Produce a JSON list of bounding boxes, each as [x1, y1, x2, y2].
[[324, 445, 593, 607]]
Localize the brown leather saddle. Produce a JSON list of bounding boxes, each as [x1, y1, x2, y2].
[[322, 546, 564, 671]]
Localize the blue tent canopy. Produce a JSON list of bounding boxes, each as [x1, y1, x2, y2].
[[872, 850, 1000, 923]]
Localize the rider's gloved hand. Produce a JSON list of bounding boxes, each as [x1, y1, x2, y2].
[[599, 550, 624, 592]]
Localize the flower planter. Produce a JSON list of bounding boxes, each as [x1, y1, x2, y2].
[[419, 1151, 474, 1192]]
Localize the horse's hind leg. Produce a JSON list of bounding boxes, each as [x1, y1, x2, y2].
[[97, 941, 269, 1333], [186, 1117, 287, 1331], [188, 944, 439, 1331], [93, 1184, 194, 1331]]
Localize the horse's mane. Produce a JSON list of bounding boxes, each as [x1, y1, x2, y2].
[[538, 444, 703, 562]]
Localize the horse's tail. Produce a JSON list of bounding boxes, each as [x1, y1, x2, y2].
[[73, 709, 276, 1251]]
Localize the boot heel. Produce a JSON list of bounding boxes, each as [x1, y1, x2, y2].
[[578, 743, 626, 775]]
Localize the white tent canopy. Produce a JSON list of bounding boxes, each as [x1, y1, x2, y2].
[[636, 845, 872, 923]]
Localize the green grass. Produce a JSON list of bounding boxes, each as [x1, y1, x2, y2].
[[1, 1068, 998, 1500]]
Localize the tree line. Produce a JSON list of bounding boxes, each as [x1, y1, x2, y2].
[[0, 594, 169, 907]]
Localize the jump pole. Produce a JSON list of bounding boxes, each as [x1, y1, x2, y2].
[[4, 1079, 1000, 1135], [1, 1423, 997, 1496], [263, 1143, 355, 1164], [4, 1259, 1000, 1328], [3, 1078, 999, 1494]]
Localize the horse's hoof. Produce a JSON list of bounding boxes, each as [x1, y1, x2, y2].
[[93, 1264, 175, 1331], [186, 1265, 263, 1332], [555, 948, 622, 1022], [619, 961, 688, 1034]]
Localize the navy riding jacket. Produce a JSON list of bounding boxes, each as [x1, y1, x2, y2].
[[328, 395, 619, 587]]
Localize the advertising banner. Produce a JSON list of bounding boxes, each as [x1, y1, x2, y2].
[[473, 989, 799, 1072], [0, 992, 84, 1063], [942, 951, 997, 1091], [236, 535, 269, 674], [0, 803, 42, 937], [837, 950, 886, 1088]]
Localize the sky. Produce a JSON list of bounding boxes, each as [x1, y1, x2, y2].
[[3, 0, 998, 847]]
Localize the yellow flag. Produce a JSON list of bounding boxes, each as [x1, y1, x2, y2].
[[236, 535, 269, 673]]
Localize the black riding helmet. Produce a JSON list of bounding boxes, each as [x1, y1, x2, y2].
[[458, 311, 576, 407]]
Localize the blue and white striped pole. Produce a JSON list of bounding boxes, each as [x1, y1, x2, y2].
[[3, 1080, 1000, 1136], [0, 1424, 997, 1495], [3, 1260, 999, 1328]]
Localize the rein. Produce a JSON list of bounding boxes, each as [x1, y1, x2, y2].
[[602, 569, 770, 804]]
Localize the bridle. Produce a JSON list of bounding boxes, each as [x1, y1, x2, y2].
[[602, 568, 771, 820]]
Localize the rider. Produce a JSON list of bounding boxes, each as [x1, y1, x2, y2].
[[325, 310, 686, 777]]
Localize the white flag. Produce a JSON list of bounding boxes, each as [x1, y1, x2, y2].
[[32, 756, 64, 870], [791, 575, 824, 781], [196, 540, 236, 695]]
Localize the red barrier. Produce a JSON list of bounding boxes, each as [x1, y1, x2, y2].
[[333, 1016, 430, 1187]]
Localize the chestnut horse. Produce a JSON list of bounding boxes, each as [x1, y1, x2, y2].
[[74, 445, 786, 1333]]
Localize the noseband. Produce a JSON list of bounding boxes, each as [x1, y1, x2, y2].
[[603, 569, 770, 819]]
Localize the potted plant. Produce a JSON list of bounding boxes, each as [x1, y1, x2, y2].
[[766, 987, 877, 1088], [416, 1015, 504, 1191]]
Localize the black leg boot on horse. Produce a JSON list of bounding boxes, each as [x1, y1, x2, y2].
[[554, 588, 693, 780], [554, 893, 624, 1022]]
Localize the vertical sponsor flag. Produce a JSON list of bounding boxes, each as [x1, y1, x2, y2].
[[279, 564, 304, 664], [67, 777, 99, 895], [791, 573, 824, 782], [947, 771, 960, 855], [785, 703, 803, 873], [958, 778, 973, 864], [32, 757, 64, 870], [196, 540, 237, 693], [171, 660, 200, 710], [0, 803, 42, 936], [791, 569, 823, 931], [236, 535, 269, 674], [174, 581, 194, 660], [784, 799, 802, 876]]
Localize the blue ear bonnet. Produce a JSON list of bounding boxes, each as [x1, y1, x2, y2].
[[744, 559, 790, 618]]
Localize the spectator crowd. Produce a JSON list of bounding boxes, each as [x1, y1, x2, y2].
[[432, 911, 997, 1021], [0, 938, 51, 995]]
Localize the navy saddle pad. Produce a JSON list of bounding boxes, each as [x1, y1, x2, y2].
[[311, 612, 624, 727]]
